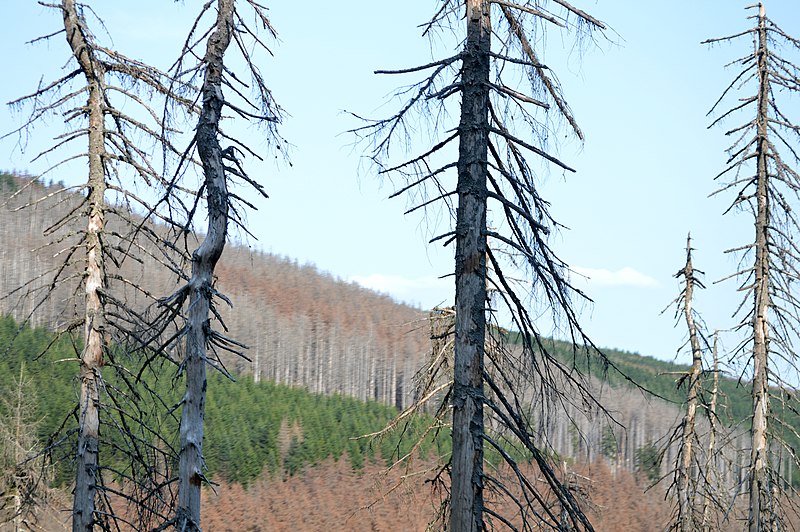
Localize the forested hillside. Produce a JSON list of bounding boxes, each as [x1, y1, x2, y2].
[[0, 173, 428, 411], [0, 315, 445, 482], [0, 315, 711, 531], [0, 171, 777, 491], [0, 315, 796, 531]]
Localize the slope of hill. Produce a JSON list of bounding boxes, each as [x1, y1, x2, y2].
[[0, 170, 780, 515], [0, 172, 428, 411], [0, 315, 444, 487], [0, 314, 679, 530]]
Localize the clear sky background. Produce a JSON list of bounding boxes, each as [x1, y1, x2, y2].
[[2, 1, 800, 366]]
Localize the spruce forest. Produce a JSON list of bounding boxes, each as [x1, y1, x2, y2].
[[1, 1, 800, 531]]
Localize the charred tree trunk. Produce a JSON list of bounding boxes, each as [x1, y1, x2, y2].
[[451, 1, 490, 530], [177, 1, 234, 529], [749, 5, 770, 530], [62, 1, 107, 528], [355, 2, 607, 528]]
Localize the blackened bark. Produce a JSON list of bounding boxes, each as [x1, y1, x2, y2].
[[451, 1, 490, 530], [177, 1, 234, 529]]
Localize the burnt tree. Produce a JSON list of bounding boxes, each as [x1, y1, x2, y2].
[[157, 1, 283, 529], [354, 1, 611, 529]]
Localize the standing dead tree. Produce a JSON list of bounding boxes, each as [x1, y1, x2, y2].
[[152, 1, 283, 529], [663, 235, 720, 531], [4, 1, 200, 529], [701, 331, 724, 532], [353, 1, 612, 529], [705, 3, 800, 530]]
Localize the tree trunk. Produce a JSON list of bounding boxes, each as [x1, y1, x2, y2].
[[701, 332, 720, 531], [677, 236, 702, 532], [177, 1, 234, 529], [451, 1, 490, 530], [62, 1, 107, 528], [749, 5, 770, 531]]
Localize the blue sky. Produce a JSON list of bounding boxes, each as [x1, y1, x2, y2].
[[2, 1, 800, 366]]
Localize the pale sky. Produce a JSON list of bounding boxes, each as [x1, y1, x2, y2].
[[3, 1, 800, 367]]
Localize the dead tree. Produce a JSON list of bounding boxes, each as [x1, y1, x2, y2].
[[353, 1, 610, 529], [4, 1, 198, 529], [701, 331, 723, 532], [705, 3, 800, 530], [663, 234, 716, 531], [155, 1, 283, 529]]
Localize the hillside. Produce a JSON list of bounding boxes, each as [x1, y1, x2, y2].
[[0, 174, 769, 467], [0, 316, 678, 531], [0, 173, 428, 410], [0, 171, 783, 529], [0, 316, 443, 485]]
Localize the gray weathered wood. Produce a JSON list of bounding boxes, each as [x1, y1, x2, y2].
[[62, 1, 107, 528], [749, 5, 770, 530]]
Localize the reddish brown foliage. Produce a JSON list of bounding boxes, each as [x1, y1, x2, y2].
[[576, 463, 671, 532], [201, 459, 436, 531], [199, 460, 672, 531]]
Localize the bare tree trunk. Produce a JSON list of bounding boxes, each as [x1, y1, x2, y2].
[[706, 2, 800, 527], [177, 1, 234, 529], [356, 2, 606, 528], [701, 332, 720, 531], [676, 236, 703, 532], [62, 1, 107, 528], [11, 365, 28, 532], [749, 5, 770, 531], [451, 1, 490, 530]]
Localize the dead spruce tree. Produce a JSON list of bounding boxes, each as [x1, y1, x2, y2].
[[705, 3, 800, 530], [353, 1, 611, 529], [4, 1, 199, 529], [702, 331, 724, 531], [153, 1, 283, 529], [663, 235, 718, 531]]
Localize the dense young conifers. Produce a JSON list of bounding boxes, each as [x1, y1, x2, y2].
[[705, 3, 800, 530], [354, 1, 610, 529]]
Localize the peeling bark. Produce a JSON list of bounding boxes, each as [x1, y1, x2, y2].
[[62, 1, 107, 528], [675, 235, 703, 532], [705, 2, 800, 527]]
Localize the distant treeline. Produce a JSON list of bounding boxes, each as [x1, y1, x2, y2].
[[509, 333, 800, 486]]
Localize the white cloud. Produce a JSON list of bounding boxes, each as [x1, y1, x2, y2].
[[349, 274, 453, 307], [571, 266, 659, 288], [351, 267, 657, 308]]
